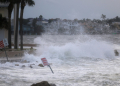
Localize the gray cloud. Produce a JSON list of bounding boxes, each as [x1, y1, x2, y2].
[[23, 0, 120, 19]]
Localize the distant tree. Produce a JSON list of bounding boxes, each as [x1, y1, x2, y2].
[[115, 16, 119, 21], [107, 16, 120, 25], [107, 19, 112, 25], [48, 19, 53, 23], [74, 18, 78, 22], [34, 25, 44, 35], [101, 14, 106, 20], [22, 19, 29, 25], [83, 18, 86, 22], [86, 18, 91, 22], [32, 18, 37, 27], [115, 16, 120, 22], [39, 15, 43, 20], [32, 18, 37, 33], [92, 19, 102, 23]]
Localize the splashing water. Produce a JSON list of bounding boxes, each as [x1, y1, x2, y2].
[[1, 35, 120, 86], [24, 35, 115, 65]]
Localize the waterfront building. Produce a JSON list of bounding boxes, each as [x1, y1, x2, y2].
[[0, 3, 9, 41]]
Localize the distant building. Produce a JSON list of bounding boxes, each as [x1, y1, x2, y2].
[[111, 22, 120, 30], [36, 19, 48, 26], [112, 22, 120, 25], [11, 24, 33, 35], [21, 25, 32, 35], [111, 22, 120, 34]]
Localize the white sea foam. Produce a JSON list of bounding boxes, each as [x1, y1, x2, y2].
[[1, 35, 120, 86], [22, 35, 116, 67]]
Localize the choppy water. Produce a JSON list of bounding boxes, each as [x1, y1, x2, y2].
[[1, 34, 120, 86]]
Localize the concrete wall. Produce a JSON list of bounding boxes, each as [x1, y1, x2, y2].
[[0, 29, 8, 41]]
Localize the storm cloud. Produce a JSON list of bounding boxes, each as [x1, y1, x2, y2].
[[23, 0, 120, 19]]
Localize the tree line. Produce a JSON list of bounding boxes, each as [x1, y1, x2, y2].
[[21, 14, 120, 35]]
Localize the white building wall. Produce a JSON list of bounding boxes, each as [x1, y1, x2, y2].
[[0, 7, 8, 41], [0, 29, 8, 41]]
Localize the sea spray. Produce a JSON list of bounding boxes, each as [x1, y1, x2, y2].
[[0, 35, 120, 86], [23, 35, 115, 67]]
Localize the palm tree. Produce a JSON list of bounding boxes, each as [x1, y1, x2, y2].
[[14, 1, 20, 49], [0, 0, 20, 49], [39, 15, 43, 20], [8, 2, 14, 49], [101, 14, 106, 20], [20, 0, 35, 50]]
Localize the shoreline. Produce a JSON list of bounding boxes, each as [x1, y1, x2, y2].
[[0, 43, 37, 57], [0, 49, 35, 57], [0, 47, 36, 63]]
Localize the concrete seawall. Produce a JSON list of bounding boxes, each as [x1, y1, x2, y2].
[[0, 50, 35, 62], [0, 43, 37, 58], [11, 44, 39, 47], [0, 51, 24, 57], [0, 50, 35, 57]]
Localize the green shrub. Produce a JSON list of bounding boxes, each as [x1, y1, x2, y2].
[[0, 14, 8, 29]]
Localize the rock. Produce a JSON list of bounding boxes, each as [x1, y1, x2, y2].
[[22, 65, 26, 67], [30, 64, 35, 65], [114, 50, 119, 56], [50, 83, 56, 86], [38, 64, 44, 67], [30, 65, 33, 68], [31, 46, 33, 49], [31, 81, 51, 86], [15, 64, 19, 66], [21, 60, 28, 63]]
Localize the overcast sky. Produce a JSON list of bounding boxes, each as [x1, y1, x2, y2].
[[22, 0, 120, 20]]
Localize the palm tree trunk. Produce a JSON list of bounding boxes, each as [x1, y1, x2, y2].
[[20, 2, 25, 50], [8, 15, 11, 48], [14, 3, 19, 49], [8, 3, 14, 49]]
